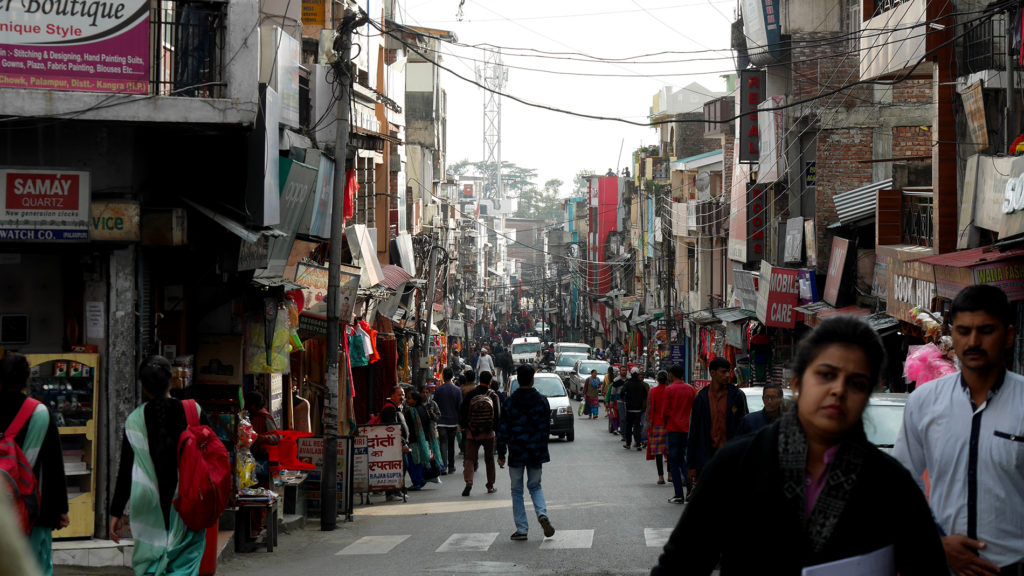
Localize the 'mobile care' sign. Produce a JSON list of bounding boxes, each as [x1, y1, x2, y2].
[[0, 0, 149, 94], [0, 169, 90, 241]]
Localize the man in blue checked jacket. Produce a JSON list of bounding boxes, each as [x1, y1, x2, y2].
[[497, 364, 556, 541]]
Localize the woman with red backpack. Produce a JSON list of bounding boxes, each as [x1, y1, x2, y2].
[[110, 356, 212, 576]]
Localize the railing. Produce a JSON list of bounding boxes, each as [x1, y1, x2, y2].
[[150, 0, 227, 97], [960, 13, 1022, 75], [901, 189, 933, 247]]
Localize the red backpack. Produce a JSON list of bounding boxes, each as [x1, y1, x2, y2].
[[0, 398, 41, 534], [173, 400, 231, 531]]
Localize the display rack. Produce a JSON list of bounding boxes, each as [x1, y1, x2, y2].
[[25, 353, 99, 539]]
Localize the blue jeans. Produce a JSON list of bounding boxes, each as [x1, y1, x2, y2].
[[667, 432, 689, 498], [509, 465, 547, 534]]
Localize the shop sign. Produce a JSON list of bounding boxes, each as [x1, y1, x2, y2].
[[0, 0, 149, 94], [784, 217, 803, 263], [746, 183, 767, 263], [932, 258, 1024, 302], [733, 269, 759, 311], [364, 425, 403, 492], [876, 245, 935, 320], [297, 313, 327, 337], [757, 95, 785, 182], [738, 69, 766, 163], [236, 235, 269, 271], [823, 237, 849, 306], [756, 261, 802, 329], [263, 158, 317, 277], [0, 169, 90, 242], [89, 200, 139, 242], [295, 262, 329, 314], [805, 162, 817, 188], [296, 436, 369, 495], [963, 82, 988, 155], [693, 379, 711, 392]]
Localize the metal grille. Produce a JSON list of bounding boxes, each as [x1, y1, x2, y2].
[[150, 0, 227, 97], [901, 191, 933, 247]]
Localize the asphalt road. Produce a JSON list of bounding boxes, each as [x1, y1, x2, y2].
[[219, 399, 688, 576]]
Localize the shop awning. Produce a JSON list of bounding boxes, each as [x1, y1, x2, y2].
[[833, 178, 893, 225], [379, 264, 412, 291], [717, 308, 757, 323], [251, 276, 305, 291], [917, 246, 1024, 267], [184, 199, 286, 243], [865, 312, 900, 335]]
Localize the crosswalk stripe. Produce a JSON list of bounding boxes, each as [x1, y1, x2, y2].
[[644, 528, 673, 548], [538, 529, 594, 549], [337, 535, 411, 555], [436, 532, 499, 552]]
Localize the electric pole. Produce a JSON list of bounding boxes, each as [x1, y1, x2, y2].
[[323, 8, 365, 531]]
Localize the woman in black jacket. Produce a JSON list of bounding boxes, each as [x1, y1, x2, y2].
[[650, 317, 947, 575]]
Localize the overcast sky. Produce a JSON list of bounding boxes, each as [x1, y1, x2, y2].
[[397, 0, 736, 197]]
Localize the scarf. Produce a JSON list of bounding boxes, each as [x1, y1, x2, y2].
[[125, 404, 205, 576], [777, 409, 867, 554]]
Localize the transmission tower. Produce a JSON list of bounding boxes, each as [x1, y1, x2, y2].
[[475, 49, 508, 202]]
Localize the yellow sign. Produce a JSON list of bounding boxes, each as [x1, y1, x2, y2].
[[90, 200, 140, 242], [302, 0, 325, 26]]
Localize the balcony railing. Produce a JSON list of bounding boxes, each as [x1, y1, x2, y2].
[[960, 13, 1022, 76], [901, 189, 933, 247], [151, 0, 227, 97]]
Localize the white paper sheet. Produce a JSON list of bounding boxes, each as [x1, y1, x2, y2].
[[801, 545, 895, 576]]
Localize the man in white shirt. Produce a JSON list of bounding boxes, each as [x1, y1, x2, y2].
[[894, 284, 1024, 575], [476, 347, 496, 377]]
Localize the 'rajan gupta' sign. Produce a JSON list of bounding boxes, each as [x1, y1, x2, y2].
[[0, 0, 149, 93]]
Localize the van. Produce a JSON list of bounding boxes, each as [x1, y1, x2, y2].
[[554, 342, 590, 358], [510, 336, 541, 366]]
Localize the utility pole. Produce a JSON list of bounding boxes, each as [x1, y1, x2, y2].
[[415, 234, 440, 390], [323, 8, 365, 531]]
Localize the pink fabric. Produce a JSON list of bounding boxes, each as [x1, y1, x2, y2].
[[806, 445, 840, 516]]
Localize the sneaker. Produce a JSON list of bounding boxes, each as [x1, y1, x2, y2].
[[538, 515, 555, 538], [428, 477, 442, 485], [667, 496, 685, 504], [462, 484, 472, 497], [636, 446, 642, 451], [510, 532, 528, 541], [486, 486, 497, 494], [448, 466, 456, 474], [623, 444, 631, 450]]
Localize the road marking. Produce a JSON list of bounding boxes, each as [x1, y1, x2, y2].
[[357, 500, 511, 517], [336, 535, 410, 555], [539, 529, 594, 549], [436, 532, 499, 552], [645, 528, 673, 548]]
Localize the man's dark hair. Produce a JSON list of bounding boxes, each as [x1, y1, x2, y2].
[[762, 383, 784, 398], [139, 355, 172, 398], [669, 364, 685, 380], [516, 364, 535, 387], [793, 316, 885, 390], [709, 357, 731, 372], [656, 370, 669, 384], [245, 391, 266, 411], [951, 284, 1013, 327], [463, 369, 476, 384], [443, 367, 454, 381], [0, 353, 30, 392], [479, 370, 493, 385]]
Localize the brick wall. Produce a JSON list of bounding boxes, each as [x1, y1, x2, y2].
[[674, 112, 719, 159], [893, 79, 932, 105], [814, 127, 874, 269], [790, 32, 869, 109], [893, 126, 931, 160]]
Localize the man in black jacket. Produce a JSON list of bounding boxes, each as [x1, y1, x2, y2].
[[621, 367, 648, 450], [379, 386, 411, 500], [0, 353, 69, 576], [687, 357, 748, 496], [497, 365, 555, 541]]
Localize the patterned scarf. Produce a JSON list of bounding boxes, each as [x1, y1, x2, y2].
[[777, 409, 867, 553]]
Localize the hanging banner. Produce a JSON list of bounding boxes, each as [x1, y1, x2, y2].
[[739, 69, 766, 163], [0, 0, 149, 94]]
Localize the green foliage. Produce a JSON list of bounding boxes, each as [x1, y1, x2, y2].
[[515, 182, 562, 221]]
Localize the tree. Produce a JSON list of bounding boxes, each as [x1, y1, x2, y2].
[[515, 182, 562, 221], [573, 169, 595, 197]]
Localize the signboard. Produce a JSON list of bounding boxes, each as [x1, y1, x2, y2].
[[733, 269, 759, 311], [758, 95, 786, 182], [0, 0, 149, 94], [876, 245, 934, 320], [296, 435, 369, 496], [301, 0, 325, 26], [262, 158, 317, 277], [805, 161, 817, 188], [338, 264, 361, 325], [365, 425, 403, 491], [195, 334, 243, 386], [693, 379, 711, 392], [295, 262, 328, 314], [962, 81, 988, 155], [784, 217, 804, 263], [741, 0, 782, 64], [757, 261, 802, 329], [804, 219, 816, 268], [259, 26, 300, 129], [269, 373, 283, 425], [89, 199, 139, 242], [670, 344, 685, 367], [738, 69, 765, 163], [823, 237, 849, 306], [0, 169, 90, 241], [931, 257, 1024, 302], [747, 183, 767, 263]]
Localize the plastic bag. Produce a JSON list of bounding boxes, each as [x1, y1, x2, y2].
[[904, 343, 956, 385]]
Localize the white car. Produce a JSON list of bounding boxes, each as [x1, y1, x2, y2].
[[568, 359, 610, 400], [509, 372, 574, 442]]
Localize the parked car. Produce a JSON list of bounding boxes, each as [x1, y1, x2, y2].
[[509, 372, 574, 442], [568, 359, 611, 400], [862, 393, 909, 454], [553, 352, 588, 385]]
